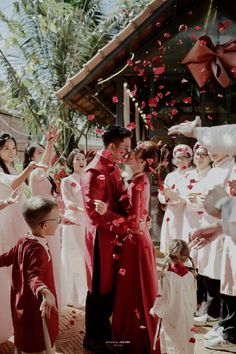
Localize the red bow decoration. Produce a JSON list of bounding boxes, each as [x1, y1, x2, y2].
[[182, 35, 236, 88]]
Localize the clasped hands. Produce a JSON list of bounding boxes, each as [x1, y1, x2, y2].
[[94, 199, 150, 234]]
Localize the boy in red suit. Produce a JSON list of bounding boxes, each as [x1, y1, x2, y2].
[[81, 125, 139, 354], [0, 196, 59, 354]]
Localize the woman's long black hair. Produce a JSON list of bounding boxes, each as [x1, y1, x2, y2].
[[0, 133, 17, 174]]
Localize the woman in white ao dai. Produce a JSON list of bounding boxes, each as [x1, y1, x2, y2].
[[158, 145, 193, 254], [61, 149, 88, 308]]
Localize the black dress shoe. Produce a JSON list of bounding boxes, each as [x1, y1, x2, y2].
[[83, 336, 116, 354]]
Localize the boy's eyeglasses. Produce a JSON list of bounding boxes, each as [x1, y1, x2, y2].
[[39, 216, 61, 225]]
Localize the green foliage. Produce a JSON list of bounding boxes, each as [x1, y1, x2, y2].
[[0, 0, 150, 154]]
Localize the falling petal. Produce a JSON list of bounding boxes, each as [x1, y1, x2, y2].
[[87, 114, 95, 121], [179, 24, 188, 32], [126, 122, 136, 130], [112, 96, 119, 103], [113, 254, 120, 260], [171, 108, 178, 115], [119, 268, 126, 276], [95, 128, 105, 135], [127, 59, 133, 66], [153, 65, 165, 75], [183, 97, 192, 104], [147, 158, 153, 165], [219, 20, 230, 33]]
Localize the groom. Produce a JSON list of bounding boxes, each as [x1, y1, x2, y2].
[[81, 125, 137, 354]]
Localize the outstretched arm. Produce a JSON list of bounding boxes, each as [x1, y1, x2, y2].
[[168, 115, 201, 138], [169, 116, 236, 155], [40, 126, 60, 168], [10, 161, 47, 190]]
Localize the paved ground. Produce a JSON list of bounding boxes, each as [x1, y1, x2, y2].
[[0, 306, 230, 354]]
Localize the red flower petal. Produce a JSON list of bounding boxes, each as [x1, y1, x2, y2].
[[231, 67, 236, 73], [149, 97, 159, 107], [187, 184, 193, 190], [199, 39, 206, 46], [191, 34, 197, 41], [153, 65, 165, 76], [119, 268, 126, 276], [219, 20, 230, 33], [97, 174, 105, 181], [147, 158, 153, 165], [166, 217, 170, 222], [112, 96, 119, 103], [207, 115, 213, 120], [197, 211, 203, 215], [194, 25, 201, 30], [171, 109, 178, 116], [181, 78, 188, 83], [189, 337, 195, 343], [172, 184, 176, 189], [152, 111, 158, 117], [141, 101, 146, 109], [164, 32, 171, 38], [113, 254, 120, 260], [87, 114, 95, 121], [127, 59, 133, 66], [183, 97, 192, 104], [134, 308, 141, 319], [179, 24, 188, 32], [95, 128, 104, 135], [71, 182, 77, 188], [189, 179, 196, 184], [126, 122, 136, 130]]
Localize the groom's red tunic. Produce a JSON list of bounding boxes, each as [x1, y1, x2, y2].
[[81, 152, 132, 294]]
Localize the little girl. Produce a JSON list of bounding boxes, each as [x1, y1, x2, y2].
[[150, 239, 197, 354]]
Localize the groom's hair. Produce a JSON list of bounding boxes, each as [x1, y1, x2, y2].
[[102, 125, 132, 148]]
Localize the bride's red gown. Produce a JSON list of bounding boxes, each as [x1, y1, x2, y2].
[[112, 173, 160, 354]]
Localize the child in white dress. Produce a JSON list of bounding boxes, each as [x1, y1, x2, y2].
[[150, 239, 197, 354]]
